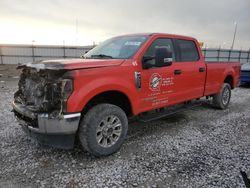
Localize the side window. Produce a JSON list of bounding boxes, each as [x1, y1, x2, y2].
[[143, 38, 175, 67], [177, 39, 199, 62]]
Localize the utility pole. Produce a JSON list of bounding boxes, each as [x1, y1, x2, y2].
[[231, 22, 238, 50]]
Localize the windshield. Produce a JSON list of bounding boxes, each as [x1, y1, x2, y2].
[[84, 35, 149, 59]]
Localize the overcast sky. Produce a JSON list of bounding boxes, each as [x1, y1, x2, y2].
[[0, 0, 249, 49]]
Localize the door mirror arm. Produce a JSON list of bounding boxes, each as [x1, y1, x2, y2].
[[142, 56, 154, 69]]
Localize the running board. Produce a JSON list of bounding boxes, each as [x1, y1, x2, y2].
[[138, 101, 202, 123]]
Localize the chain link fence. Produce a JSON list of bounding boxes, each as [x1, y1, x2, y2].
[[0, 44, 92, 64], [202, 48, 250, 64], [0, 44, 249, 64]]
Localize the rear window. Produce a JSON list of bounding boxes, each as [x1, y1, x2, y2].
[[177, 39, 199, 62]]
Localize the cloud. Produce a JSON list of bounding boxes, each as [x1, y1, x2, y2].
[[0, 0, 249, 49]]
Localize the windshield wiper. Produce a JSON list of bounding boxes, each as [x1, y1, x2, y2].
[[90, 54, 113, 59]]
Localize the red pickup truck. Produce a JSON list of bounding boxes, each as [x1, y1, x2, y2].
[[12, 33, 241, 156]]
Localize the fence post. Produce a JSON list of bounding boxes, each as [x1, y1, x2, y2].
[[203, 47, 207, 59], [247, 48, 250, 63], [238, 50, 242, 63], [228, 49, 231, 62], [0, 46, 3, 64], [63, 46, 66, 59], [217, 48, 220, 61], [32, 44, 35, 62]]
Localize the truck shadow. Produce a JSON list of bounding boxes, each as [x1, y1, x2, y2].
[[30, 100, 222, 161], [30, 99, 229, 162], [127, 113, 188, 141], [239, 84, 250, 89], [34, 112, 190, 160], [35, 104, 207, 160]]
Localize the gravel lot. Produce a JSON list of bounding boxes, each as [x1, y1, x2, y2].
[[0, 65, 250, 188]]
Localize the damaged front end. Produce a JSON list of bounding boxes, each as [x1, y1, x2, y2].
[[12, 64, 80, 149], [14, 66, 72, 117]]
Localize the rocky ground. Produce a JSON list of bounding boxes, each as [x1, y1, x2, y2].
[[0, 64, 250, 188]]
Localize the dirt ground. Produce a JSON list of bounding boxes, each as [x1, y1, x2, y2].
[[0, 64, 250, 188]]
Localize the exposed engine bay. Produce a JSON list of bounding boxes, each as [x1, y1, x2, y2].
[[13, 65, 73, 118]]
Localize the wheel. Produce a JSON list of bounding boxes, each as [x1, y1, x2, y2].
[[78, 103, 128, 157], [213, 83, 231, 109]]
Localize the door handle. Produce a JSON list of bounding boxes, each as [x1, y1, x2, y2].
[[199, 67, 205, 72], [174, 69, 182, 75]]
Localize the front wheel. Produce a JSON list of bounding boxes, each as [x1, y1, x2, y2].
[[213, 83, 231, 109], [78, 104, 128, 157]]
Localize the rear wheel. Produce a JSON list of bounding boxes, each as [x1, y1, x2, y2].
[[213, 83, 231, 109], [78, 103, 128, 157]]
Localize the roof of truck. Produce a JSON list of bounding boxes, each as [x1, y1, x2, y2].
[[117, 33, 197, 41]]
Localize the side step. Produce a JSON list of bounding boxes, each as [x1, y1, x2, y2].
[[137, 101, 202, 123]]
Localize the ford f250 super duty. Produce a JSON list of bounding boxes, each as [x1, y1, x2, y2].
[[12, 33, 241, 156]]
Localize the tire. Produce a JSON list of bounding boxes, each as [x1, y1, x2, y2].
[[213, 83, 231, 109], [78, 103, 128, 157]]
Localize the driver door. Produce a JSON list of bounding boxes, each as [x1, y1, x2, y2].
[[139, 38, 177, 112]]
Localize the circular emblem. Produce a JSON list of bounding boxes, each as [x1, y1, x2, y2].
[[149, 73, 162, 91]]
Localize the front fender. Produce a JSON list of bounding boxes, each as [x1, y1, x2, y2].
[[67, 76, 140, 115]]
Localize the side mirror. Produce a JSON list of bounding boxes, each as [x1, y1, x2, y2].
[[155, 47, 173, 67], [142, 56, 154, 69]]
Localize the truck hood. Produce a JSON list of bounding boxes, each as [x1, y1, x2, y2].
[[241, 63, 250, 71], [20, 59, 125, 71]]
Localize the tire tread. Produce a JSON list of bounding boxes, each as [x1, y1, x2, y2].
[[78, 103, 128, 157]]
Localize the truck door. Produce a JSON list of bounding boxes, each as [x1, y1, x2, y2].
[[139, 38, 177, 112], [138, 38, 206, 112], [173, 39, 206, 101]]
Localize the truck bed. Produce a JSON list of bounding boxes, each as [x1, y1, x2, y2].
[[204, 61, 241, 96]]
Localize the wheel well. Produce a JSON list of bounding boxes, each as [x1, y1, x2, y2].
[[224, 75, 234, 89], [83, 91, 133, 116]]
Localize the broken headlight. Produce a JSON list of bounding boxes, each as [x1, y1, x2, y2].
[[61, 79, 73, 100], [61, 79, 73, 112]]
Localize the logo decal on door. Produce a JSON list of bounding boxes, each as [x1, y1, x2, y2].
[[149, 73, 162, 91]]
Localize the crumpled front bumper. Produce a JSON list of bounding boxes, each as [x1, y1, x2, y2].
[[12, 101, 81, 149]]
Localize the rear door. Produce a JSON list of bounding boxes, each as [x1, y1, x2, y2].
[[172, 39, 206, 101]]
